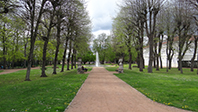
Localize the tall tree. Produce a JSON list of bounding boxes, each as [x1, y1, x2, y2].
[[52, 2, 65, 74], [174, 0, 195, 73], [112, 6, 136, 70], [40, 0, 59, 77], [20, 0, 48, 81], [144, 0, 164, 73], [190, 36, 198, 72]]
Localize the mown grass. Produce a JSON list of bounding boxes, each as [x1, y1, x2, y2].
[[106, 66, 198, 111], [0, 66, 91, 112], [0, 70, 3, 73]]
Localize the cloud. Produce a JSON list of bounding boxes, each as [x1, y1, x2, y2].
[[86, 0, 121, 36], [93, 30, 111, 38]]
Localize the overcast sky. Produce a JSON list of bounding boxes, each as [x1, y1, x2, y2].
[[85, 0, 122, 38]]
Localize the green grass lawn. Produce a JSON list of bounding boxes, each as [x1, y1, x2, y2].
[[0, 70, 3, 73], [0, 66, 91, 112], [106, 67, 198, 111]]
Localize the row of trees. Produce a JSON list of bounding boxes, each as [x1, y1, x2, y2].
[[0, 0, 92, 80], [111, 0, 198, 73]]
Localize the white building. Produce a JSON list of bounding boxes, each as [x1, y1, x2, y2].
[[143, 37, 197, 67]]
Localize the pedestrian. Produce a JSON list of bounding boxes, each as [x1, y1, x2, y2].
[[82, 66, 88, 72]]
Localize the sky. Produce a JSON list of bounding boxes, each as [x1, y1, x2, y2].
[[85, 0, 122, 38]]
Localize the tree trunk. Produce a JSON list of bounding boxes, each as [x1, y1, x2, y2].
[[136, 51, 140, 68], [148, 34, 153, 73], [143, 57, 145, 69], [71, 53, 74, 69], [53, 22, 61, 74], [169, 59, 172, 69], [139, 19, 144, 71], [179, 58, 183, 74], [160, 56, 163, 69], [40, 39, 48, 77], [178, 35, 183, 73], [25, 39, 35, 81], [61, 38, 69, 72], [154, 41, 159, 70], [139, 55, 143, 71], [156, 57, 159, 71], [191, 37, 197, 71], [158, 34, 163, 69], [67, 40, 72, 70], [128, 48, 132, 70], [74, 49, 77, 68], [12, 60, 15, 69], [24, 43, 27, 68], [153, 57, 156, 68], [166, 57, 169, 72]]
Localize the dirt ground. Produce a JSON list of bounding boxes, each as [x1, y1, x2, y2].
[[65, 67, 190, 112], [0, 67, 40, 75]]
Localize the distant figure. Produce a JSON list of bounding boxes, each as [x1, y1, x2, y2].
[[1, 65, 3, 69], [82, 66, 88, 72]]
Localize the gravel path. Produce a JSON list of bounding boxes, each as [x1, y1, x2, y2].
[[65, 67, 190, 112]]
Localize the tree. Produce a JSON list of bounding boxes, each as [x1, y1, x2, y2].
[[9, 16, 26, 68], [20, 0, 48, 81], [0, 16, 12, 69], [182, 0, 198, 73], [190, 36, 198, 72], [123, 0, 146, 71], [78, 51, 95, 64], [163, 2, 177, 71], [39, 0, 60, 77], [144, 0, 165, 73], [0, 0, 19, 14], [93, 33, 111, 64], [52, 0, 65, 74], [174, 0, 195, 73]]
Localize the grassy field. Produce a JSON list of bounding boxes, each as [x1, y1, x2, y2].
[[0, 70, 3, 73], [106, 66, 198, 111], [0, 66, 91, 112]]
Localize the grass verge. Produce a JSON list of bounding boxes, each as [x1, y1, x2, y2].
[[106, 67, 198, 111], [0, 67, 91, 112]]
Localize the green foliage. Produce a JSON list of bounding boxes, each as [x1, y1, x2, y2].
[[123, 47, 137, 62], [106, 67, 198, 111], [34, 40, 44, 61], [34, 40, 56, 62], [0, 15, 27, 65], [93, 33, 114, 63], [105, 43, 116, 62], [0, 68, 90, 112], [78, 50, 95, 63]]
